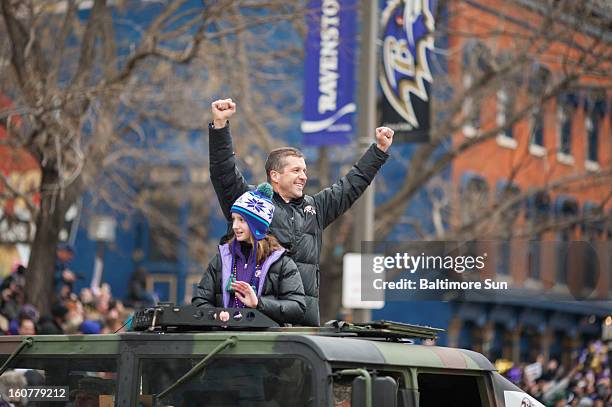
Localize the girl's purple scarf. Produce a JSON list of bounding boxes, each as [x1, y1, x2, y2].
[[219, 242, 285, 308]]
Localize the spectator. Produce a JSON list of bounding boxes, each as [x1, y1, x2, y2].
[[126, 267, 156, 308], [0, 266, 25, 322], [55, 243, 78, 299], [19, 304, 40, 324], [17, 316, 36, 335], [541, 359, 560, 381], [0, 264, 25, 292], [37, 303, 68, 334], [79, 288, 96, 310]]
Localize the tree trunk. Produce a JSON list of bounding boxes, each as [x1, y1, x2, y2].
[[25, 168, 75, 311]]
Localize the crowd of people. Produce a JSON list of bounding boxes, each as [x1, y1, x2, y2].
[[503, 342, 611, 406], [0, 244, 150, 337]]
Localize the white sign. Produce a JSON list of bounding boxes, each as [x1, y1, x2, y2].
[[524, 362, 542, 382], [87, 215, 116, 242], [342, 253, 384, 309]]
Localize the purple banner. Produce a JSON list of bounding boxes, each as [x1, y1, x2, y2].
[[302, 0, 357, 145]]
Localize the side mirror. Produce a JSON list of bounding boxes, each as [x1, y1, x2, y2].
[[351, 376, 398, 407]]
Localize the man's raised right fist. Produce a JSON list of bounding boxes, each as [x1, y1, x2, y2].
[[211, 98, 236, 129]]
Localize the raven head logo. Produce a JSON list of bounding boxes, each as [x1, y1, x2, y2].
[[380, 0, 435, 129]]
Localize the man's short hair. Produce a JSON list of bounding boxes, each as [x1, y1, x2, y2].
[[265, 147, 305, 182]]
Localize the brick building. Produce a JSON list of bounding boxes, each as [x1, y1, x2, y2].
[[447, 0, 611, 364]]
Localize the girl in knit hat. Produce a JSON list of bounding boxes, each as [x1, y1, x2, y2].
[[193, 183, 306, 325]]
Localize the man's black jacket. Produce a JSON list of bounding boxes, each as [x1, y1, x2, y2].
[[209, 123, 389, 326]]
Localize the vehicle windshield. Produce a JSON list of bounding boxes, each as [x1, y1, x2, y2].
[[0, 356, 117, 406], [139, 356, 314, 407]]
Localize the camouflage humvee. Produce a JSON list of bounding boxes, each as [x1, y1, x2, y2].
[[0, 304, 542, 407]]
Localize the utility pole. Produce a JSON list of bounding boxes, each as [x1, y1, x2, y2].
[[351, 0, 378, 323]]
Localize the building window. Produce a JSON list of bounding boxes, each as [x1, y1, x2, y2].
[[496, 83, 518, 149], [582, 203, 603, 291], [461, 174, 489, 225], [461, 40, 491, 138], [556, 93, 577, 164], [528, 65, 550, 156], [530, 107, 544, 146], [585, 115, 599, 163], [584, 92, 606, 169], [497, 86, 515, 139], [495, 182, 520, 276], [526, 191, 551, 281], [529, 107, 546, 157], [555, 196, 578, 285], [462, 74, 481, 137], [527, 239, 541, 282], [558, 106, 572, 155]]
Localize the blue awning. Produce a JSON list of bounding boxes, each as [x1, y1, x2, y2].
[[455, 302, 487, 327], [519, 309, 546, 329], [549, 312, 577, 331], [578, 321, 601, 335], [489, 305, 517, 328], [461, 287, 611, 317]]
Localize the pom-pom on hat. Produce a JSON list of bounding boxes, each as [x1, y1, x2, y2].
[[230, 183, 275, 241]]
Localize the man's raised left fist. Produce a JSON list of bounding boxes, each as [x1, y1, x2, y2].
[[375, 126, 394, 152]]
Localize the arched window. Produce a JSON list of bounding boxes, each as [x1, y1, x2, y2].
[[460, 172, 489, 224], [495, 180, 521, 276], [584, 90, 607, 167], [496, 180, 521, 234], [461, 41, 492, 137], [495, 53, 521, 147], [582, 202, 603, 290], [525, 191, 551, 281], [554, 195, 579, 285], [556, 93, 579, 162], [527, 64, 551, 150]]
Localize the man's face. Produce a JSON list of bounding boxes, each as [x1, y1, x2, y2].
[[57, 249, 74, 262], [271, 156, 307, 200], [18, 319, 36, 335]]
